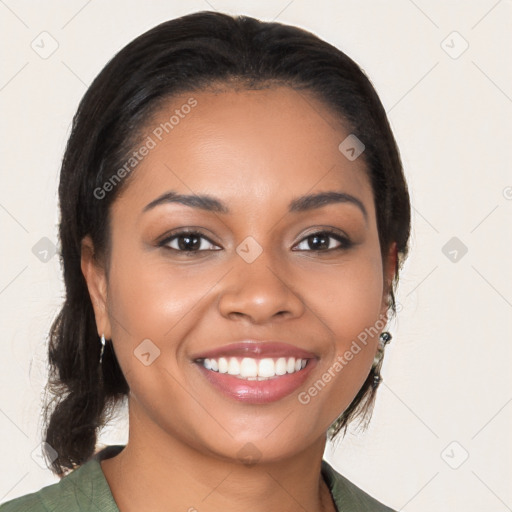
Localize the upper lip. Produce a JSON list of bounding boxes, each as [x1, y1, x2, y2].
[[191, 341, 317, 361]]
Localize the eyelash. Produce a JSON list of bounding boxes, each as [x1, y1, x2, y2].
[[158, 228, 353, 254]]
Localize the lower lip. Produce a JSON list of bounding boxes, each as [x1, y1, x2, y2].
[[195, 360, 317, 404]]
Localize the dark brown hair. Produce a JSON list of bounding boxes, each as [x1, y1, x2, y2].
[[43, 10, 411, 476]]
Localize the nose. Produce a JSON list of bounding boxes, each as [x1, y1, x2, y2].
[[217, 247, 305, 325]]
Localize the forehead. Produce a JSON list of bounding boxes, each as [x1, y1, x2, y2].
[[115, 86, 373, 217]]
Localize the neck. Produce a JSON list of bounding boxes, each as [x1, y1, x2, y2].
[[100, 397, 336, 512]]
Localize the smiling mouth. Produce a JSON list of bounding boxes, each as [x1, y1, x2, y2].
[[191, 341, 318, 403], [196, 356, 310, 380]]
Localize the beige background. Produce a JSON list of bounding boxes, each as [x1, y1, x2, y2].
[[1, 1, 511, 510]]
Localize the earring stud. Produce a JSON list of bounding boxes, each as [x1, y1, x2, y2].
[[379, 331, 392, 345]]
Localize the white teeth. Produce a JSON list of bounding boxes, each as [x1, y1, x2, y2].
[[258, 358, 275, 378], [227, 357, 240, 375], [218, 357, 228, 373], [201, 356, 309, 379], [275, 357, 287, 375], [240, 357, 258, 378]]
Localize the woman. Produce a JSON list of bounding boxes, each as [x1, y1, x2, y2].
[[1, 10, 410, 512]]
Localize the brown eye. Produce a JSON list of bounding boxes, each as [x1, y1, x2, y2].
[[160, 231, 220, 252], [293, 230, 352, 252]]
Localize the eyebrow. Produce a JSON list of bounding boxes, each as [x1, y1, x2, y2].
[[143, 190, 368, 221]]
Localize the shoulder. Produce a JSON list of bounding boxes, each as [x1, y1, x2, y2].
[[0, 492, 43, 512], [0, 457, 117, 512], [321, 459, 396, 511]]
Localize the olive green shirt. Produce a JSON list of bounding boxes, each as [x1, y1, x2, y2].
[[0, 445, 395, 511]]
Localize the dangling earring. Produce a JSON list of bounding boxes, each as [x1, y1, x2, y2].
[[372, 331, 392, 388], [99, 333, 106, 365], [372, 331, 392, 366]]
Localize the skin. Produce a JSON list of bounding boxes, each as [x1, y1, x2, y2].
[[82, 86, 397, 512]]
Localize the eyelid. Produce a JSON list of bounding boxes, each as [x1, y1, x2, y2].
[[157, 227, 219, 244], [296, 226, 350, 241]]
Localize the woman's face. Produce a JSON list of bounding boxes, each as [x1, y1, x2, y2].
[[84, 86, 395, 463]]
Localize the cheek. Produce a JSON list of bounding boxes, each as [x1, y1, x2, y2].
[[335, 262, 384, 347], [105, 255, 203, 417], [304, 247, 384, 345], [298, 250, 384, 416], [105, 248, 230, 384], [108, 247, 211, 329]]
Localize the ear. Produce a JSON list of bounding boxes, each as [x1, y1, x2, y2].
[[380, 241, 398, 321], [81, 235, 112, 339]]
